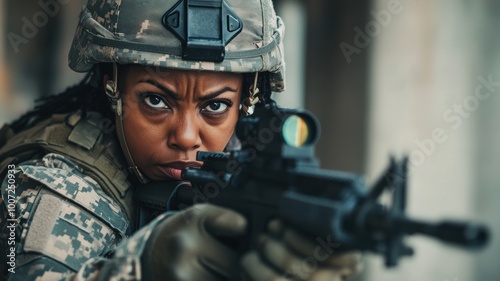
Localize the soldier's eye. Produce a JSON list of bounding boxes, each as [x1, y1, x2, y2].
[[202, 100, 232, 115], [141, 93, 169, 109]]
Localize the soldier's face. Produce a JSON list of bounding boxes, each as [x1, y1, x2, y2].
[[118, 66, 243, 181]]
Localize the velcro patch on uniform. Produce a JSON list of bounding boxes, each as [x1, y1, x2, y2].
[[24, 190, 116, 271], [68, 112, 104, 151], [19, 164, 129, 235]]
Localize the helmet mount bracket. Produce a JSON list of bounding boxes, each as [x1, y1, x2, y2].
[[162, 0, 243, 62]]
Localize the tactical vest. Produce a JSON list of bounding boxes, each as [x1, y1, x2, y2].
[[0, 111, 136, 228]]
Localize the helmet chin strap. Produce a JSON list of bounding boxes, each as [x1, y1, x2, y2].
[[105, 63, 149, 184]]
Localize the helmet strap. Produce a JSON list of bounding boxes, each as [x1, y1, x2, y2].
[[241, 72, 260, 116], [105, 63, 149, 184]]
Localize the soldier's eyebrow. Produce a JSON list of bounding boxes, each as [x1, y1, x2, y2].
[[137, 79, 237, 101], [138, 79, 180, 100], [198, 87, 237, 102]]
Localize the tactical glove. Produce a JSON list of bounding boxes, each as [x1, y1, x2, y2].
[[141, 203, 247, 281], [241, 220, 363, 281]]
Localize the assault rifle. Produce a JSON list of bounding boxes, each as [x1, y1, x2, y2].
[[136, 102, 489, 267]]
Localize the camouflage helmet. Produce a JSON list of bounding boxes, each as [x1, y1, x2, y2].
[[68, 0, 286, 92]]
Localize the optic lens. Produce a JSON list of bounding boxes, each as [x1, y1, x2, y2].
[[282, 115, 309, 147]]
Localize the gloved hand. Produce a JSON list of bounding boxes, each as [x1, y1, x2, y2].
[[142, 203, 247, 281], [241, 220, 363, 281]]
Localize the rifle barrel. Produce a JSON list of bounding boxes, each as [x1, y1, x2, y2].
[[392, 217, 489, 249]]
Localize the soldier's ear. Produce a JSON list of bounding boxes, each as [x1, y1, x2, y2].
[[103, 64, 120, 100], [95, 63, 117, 96], [103, 73, 117, 99], [103, 73, 111, 92], [102, 74, 110, 89]]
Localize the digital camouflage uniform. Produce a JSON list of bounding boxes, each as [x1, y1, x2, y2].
[[0, 112, 170, 280], [0, 0, 286, 279]]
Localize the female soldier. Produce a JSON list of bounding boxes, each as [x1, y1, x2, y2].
[[0, 0, 362, 280]]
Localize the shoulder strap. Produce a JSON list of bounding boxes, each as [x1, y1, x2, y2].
[[0, 111, 136, 228]]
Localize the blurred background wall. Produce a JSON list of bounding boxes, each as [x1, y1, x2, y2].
[[0, 0, 85, 123], [365, 0, 499, 280], [1, 0, 498, 280]]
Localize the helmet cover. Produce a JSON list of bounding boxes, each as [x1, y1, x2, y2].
[[68, 0, 286, 91]]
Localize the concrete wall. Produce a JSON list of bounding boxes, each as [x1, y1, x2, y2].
[[304, 0, 370, 173], [472, 1, 500, 279], [273, 0, 306, 109], [366, 0, 498, 280]]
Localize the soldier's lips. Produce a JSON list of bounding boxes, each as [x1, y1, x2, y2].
[[161, 167, 183, 180], [159, 161, 202, 180]]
